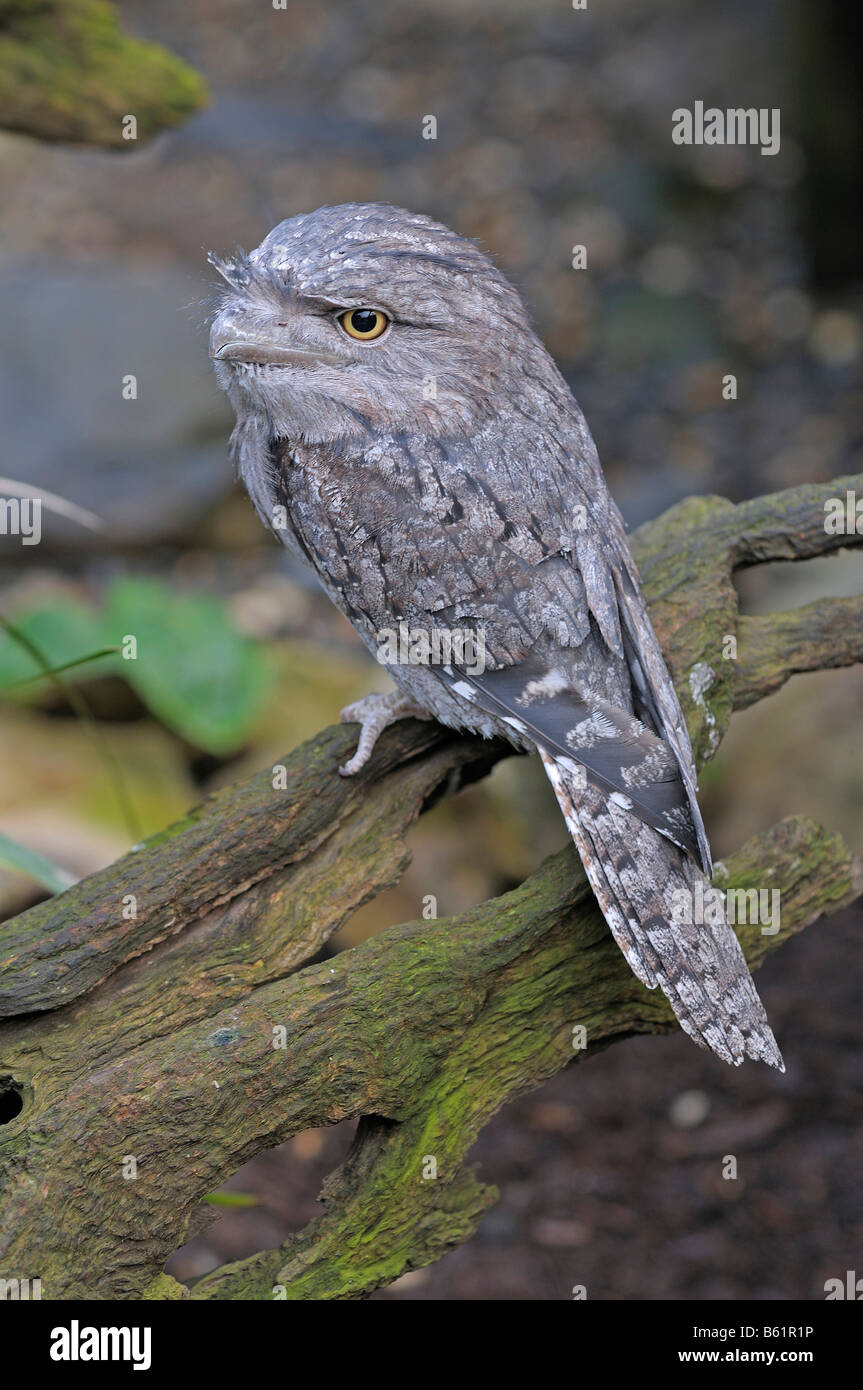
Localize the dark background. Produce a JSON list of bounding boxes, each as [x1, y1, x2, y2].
[[0, 0, 861, 1299]]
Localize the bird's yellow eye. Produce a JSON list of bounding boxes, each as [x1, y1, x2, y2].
[[338, 308, 390, 341]]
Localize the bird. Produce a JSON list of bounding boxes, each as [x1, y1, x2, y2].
[[207, 202, 783, 1071]]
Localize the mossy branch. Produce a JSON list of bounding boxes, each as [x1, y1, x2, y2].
[[0, 473, 860, 1300], [0, 0, 207, 147]]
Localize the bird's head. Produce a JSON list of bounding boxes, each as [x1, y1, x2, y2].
[[208, 202, 556, 446]]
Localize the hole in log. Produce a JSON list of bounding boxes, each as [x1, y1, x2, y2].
[[166, 1119, 359, 1286], [333, 756, 569, 951], [701, 662, 863, 860], [0, 1077, 25, 1125], [734, 549, 863, 616]]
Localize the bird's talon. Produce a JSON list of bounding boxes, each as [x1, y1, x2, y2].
[[337, 691, 428, 779], [338, 754, 364, 777]]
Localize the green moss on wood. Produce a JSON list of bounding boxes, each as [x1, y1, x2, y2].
[[0, 0, 207, 146]]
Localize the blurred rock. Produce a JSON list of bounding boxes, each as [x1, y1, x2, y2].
[[0, 265, 232, 549]]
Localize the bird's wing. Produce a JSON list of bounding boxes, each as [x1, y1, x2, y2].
[[497, 413, 709, 865], [333, 424, 710, 870]]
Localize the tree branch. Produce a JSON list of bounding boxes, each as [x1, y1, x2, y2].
[[0, 472, 860, 1300], [0, 0, 207, 147], [734, 597, 863, 709]]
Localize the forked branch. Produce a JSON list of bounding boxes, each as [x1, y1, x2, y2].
[[0, 472, 860, 1300]]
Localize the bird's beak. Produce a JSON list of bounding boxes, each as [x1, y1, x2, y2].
[[210, 339, 344, 368], [209, 311, 344, 368]]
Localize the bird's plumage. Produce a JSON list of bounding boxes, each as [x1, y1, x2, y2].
[[208, 202, 782, 1070]]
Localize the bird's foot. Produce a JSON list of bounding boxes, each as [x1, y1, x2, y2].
[[338, 691, 430, 776]]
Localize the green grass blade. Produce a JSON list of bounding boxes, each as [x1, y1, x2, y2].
[[0, 646, 120, 692], [0, 831, 76, 894]]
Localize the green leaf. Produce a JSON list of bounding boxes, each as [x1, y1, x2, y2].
[[106, 577, 275, 754], [0, 611, 142, 841], [202, 1191, 259, 1208], [0, 831, 76, 894]]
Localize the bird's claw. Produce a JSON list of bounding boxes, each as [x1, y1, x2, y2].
[[338, 691, 429, 776]]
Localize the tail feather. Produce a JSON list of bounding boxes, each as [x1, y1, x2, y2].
[[540, 751, 784, 1071], [574, 792, 658, 990]]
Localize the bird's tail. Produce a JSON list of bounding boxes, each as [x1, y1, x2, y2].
[[540, 751, 784, 1070]]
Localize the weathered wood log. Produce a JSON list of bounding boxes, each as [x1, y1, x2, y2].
[[0, 473, 861, 1300], [0, 0, 207, 147]]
